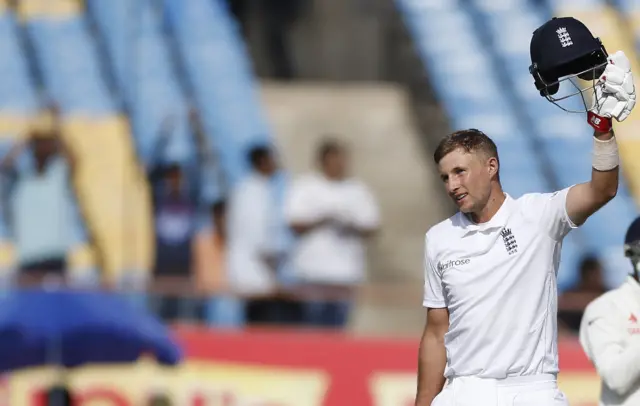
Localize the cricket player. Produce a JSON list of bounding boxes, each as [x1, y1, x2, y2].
[[415, 17, 636, 406], [579, 217, 640, 406]]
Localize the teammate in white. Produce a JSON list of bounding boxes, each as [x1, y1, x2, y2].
[[415, 51, 636, 406], [579, 217, 640, 406]]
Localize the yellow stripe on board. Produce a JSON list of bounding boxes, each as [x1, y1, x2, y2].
[[18, 0, 81, 21], [63, 115, 153, 286], [554, 5, 640, 208]]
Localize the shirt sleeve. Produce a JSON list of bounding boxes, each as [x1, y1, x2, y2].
[[228, 180, 273, 254], [351, 183, 380, 229], [527, 186, 578, 241], [283, 179, 319, 224], [423, 232, 446, 308], [579, 303, 640, 397]]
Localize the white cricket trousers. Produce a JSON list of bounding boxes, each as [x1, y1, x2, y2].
[[431, 374, 568, 406]]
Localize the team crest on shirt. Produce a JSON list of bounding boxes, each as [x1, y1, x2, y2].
[[500, 228, 518, 255]]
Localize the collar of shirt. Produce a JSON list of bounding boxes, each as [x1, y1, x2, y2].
[[459, 193, 515, 237]]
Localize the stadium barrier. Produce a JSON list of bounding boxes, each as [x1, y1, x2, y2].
[[2, 326, 600, 406]]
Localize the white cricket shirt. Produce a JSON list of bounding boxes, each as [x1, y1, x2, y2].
[[579, 276, 640, 406], [424, 188, 577, 379], [284, 173, 380, 285], [226, 173, 279, 295]]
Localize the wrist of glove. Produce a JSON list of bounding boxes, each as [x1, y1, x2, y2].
[[587, 111, 612, 132], [588, 50, 636, 132]]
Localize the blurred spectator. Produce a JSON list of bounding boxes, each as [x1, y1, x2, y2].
[[226, 145, 284, 323], [151, 163, 197, 278], [145, 108, 220, 321], [192, 199, 227, 297], [0, 109, 77, 281], [148, 393, 172, 406], [148, 162, 200, 321], [558, 255, 607, 333], [284, 138, 380, 327], [46, 385, 73, 406], [211, 200, 227, 241]]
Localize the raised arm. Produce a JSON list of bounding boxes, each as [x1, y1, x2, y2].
[[50, 108, 78, 174], [416, 307, 449, 406], [565, 129, 618, 226], [566, 50, 636, 226]]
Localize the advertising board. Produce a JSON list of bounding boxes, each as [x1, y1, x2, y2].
[[1, 327, 600, 405]]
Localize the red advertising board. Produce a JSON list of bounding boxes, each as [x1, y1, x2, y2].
[[1, 326, 601, 405]]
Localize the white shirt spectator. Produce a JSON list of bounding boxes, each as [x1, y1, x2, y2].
[[284, 173, 380, 285], [226, 173, 279, 296], [424, 187, 576, 379], [579, 276, 640, 406]]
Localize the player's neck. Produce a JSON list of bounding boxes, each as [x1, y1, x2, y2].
[[469, 187, 506, 224]]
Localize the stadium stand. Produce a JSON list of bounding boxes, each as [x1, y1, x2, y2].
[[0, 6, 38, 277], [395, 0, 592, 290], [620, 0, 640, 50], [162, 0, 273, 188], [86, 0, 193, 168], [261, 82, 451, 336], [19, 0, 154, 285], [547, 0, 640, 287], [468, 0, 637, 288], [0, 4, 97, 282]]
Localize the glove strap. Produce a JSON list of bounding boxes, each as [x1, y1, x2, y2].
[[588, 111, 612, 132]]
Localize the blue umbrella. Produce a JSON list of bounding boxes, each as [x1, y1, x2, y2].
[[0, 288, 182, 372]]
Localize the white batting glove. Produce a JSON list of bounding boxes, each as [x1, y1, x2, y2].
[[588, 51, 636, 132]]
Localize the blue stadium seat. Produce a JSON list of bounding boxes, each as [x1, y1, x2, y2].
[[86, 0, 193, 167], [465, 0, 637, 288], [26, 17, 114, 116], [0, 13, 38, 114], [162, 0, 272, 186]]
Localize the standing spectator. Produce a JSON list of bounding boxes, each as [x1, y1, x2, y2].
[[0, 108, 77, 281], [45, 385, 74, 406], [284, 138, 380, 327], [226, 145, 283, 323], [146, 110, 212, 322], [558, 255, 607, 333], [193, 199, 227, 296], [149, 162, 203, 321], [148, 393, 172, 406]]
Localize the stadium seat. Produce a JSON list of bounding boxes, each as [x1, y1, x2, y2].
[[25, 17, 114, 115], [86, 0, 193, 168], [396, 0, 589, 284], [19, 4, 155, 284], [162, 0, 272, 187], [0, 13, 39, 116], [550, 0, 640, 202], [63, 117, 154, 285], [17, 0, 81, 20], [550, 0, 640, 287], [462, 0, 638, 288]]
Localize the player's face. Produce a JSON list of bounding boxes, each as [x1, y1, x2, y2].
[[438, 148, 493, 213]]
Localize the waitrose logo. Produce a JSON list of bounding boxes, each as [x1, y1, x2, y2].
[[437, 258, 470, 272]]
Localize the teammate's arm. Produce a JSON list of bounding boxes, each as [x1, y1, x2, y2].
[[565, 129, 618, 226], [580, 313, 640, 396], [416, 307, 449, 406]]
